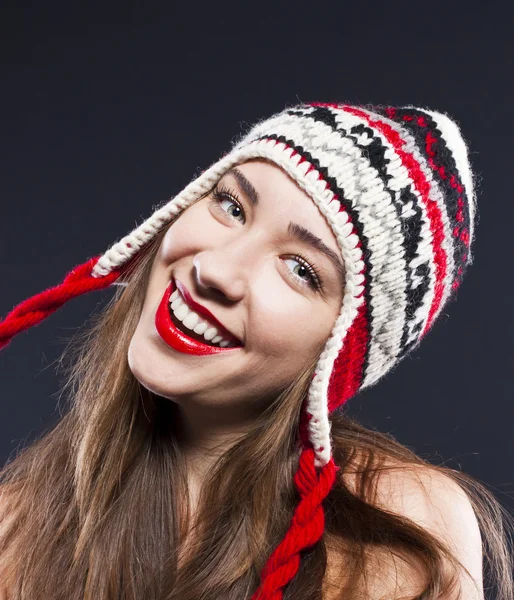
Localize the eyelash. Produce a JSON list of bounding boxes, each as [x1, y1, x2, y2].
[[210, 184, 324, 292]]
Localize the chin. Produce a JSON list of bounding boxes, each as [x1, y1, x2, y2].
[[128, 335, 170, 398], [127, 335, 201, 403]]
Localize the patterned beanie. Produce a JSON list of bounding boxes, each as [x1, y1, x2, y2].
[[0, 102, 477, 598]]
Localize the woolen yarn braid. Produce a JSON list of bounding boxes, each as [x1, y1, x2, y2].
[[0, 101, 477, 599]]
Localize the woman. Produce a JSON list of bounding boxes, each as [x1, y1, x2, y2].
[[0, 102, 512, 599]]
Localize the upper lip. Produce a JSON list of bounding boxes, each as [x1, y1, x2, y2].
[[174, 278, 242, 345]]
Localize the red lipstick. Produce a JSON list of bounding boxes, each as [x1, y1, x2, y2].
[[155, 280, 242, 356]]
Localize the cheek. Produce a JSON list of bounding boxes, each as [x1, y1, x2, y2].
[[159, 202, 212, 264], [249, 289, 334, 361]]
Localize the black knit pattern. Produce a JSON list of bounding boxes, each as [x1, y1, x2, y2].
[[373, 106, 473, 294]]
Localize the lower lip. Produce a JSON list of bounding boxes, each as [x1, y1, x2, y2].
[[155, 280, 243, 356]]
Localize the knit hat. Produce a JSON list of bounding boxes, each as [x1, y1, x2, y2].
[[0, 102, 477, 598]]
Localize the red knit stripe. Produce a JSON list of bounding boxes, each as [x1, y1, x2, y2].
[[327, 298, 368, 412], [251, 447, 337, 599], [341, 106, 448, 337], [0, 257, 121, 350]]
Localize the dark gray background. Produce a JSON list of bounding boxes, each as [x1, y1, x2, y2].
[[1, 0, 512, 529]]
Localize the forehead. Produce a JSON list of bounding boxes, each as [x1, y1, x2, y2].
[[221, 159, 340, 255]]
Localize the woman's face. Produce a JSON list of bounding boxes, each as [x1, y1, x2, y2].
[[129, 159, 345, 412]]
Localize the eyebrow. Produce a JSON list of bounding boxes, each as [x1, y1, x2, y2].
[[230, 167, 260, 207], [225, 168, 346, 285]]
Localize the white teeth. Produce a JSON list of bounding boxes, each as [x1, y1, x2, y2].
[[171, 297, 182, 311], [204, 327, 218, 341], [169, 289, 237, 347], [193, 321, 208, 335], [183, 312, 199, 330], [174, 304, 189, 321]]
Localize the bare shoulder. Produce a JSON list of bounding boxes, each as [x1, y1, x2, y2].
[[374, 464, 483, 595], [324, 463, 484, 599], [369, 462, 470, 524]]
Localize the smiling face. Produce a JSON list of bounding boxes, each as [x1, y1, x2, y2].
[[128, 159, 345, 413]]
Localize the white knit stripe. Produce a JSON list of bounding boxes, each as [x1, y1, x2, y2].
[[328, 108, 438, 380], [243, 109, 410, 389], [333, 107, 441, 365], [93, 137, 366, 468], [417, 107, 477, 254], [356, 107, 456, 345], [343, 113, 434, 353]]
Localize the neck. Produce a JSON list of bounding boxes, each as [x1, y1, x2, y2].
[[175, 398, 259, 480]]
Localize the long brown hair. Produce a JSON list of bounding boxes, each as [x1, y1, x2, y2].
[[0, 221, 512, 599]]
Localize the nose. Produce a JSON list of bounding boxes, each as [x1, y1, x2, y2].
[[192, 245, 248, 303]]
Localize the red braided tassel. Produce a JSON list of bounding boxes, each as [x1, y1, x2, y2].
[[251, 447, 337, 599], [0, 256, 121, 350]]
